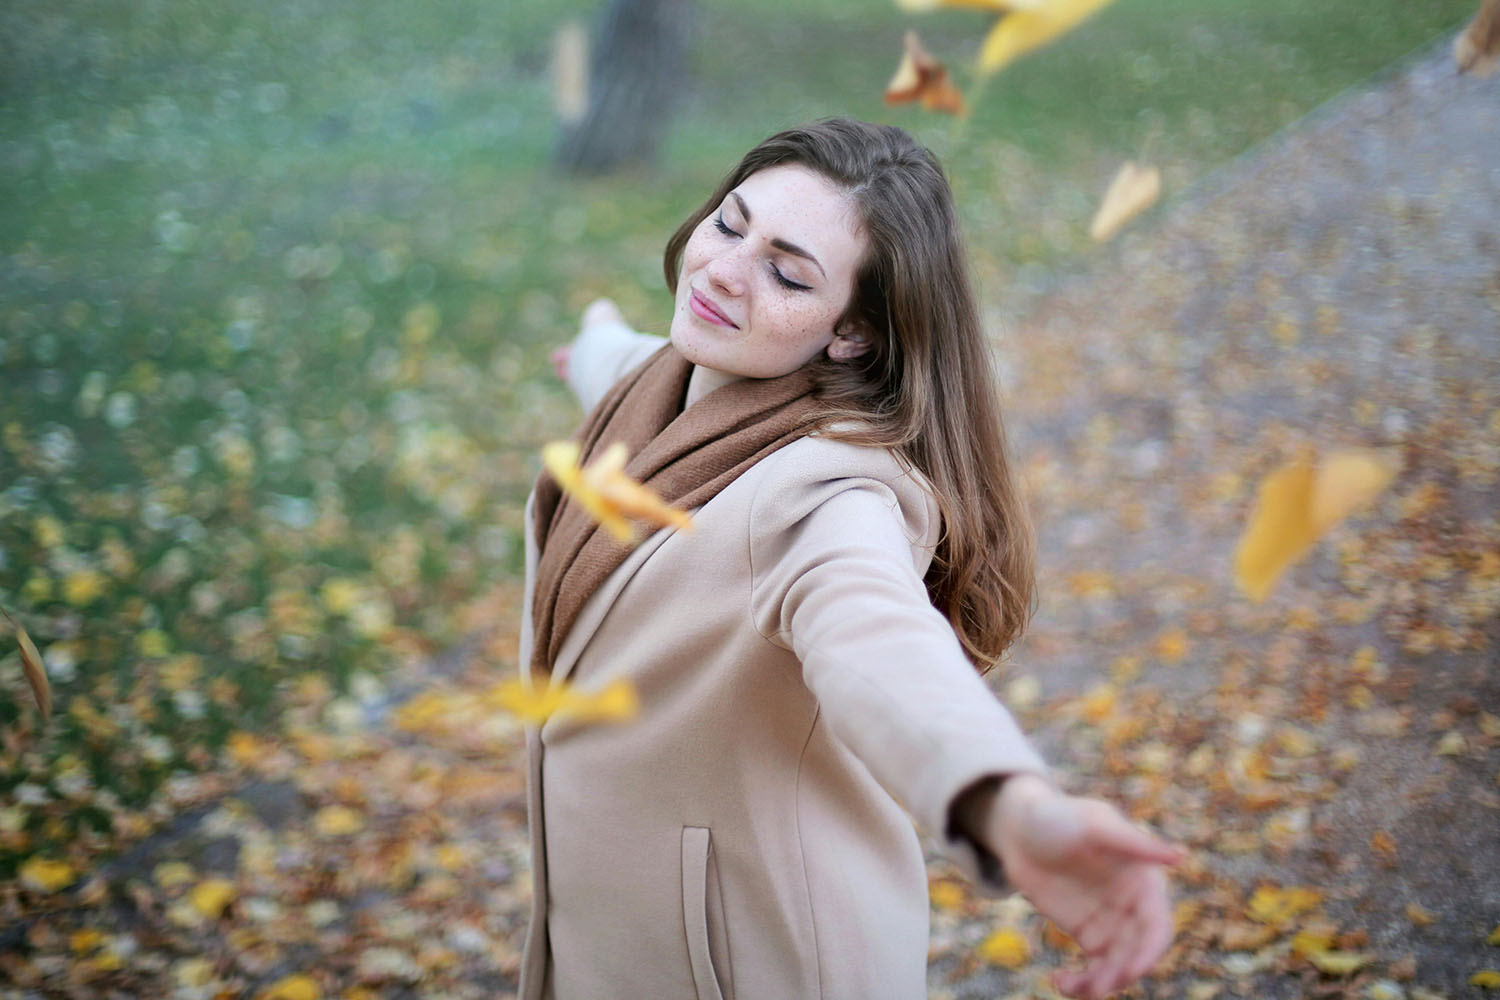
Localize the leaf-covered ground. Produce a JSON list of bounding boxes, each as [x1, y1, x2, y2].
[[4, 32, 1495, 1000]]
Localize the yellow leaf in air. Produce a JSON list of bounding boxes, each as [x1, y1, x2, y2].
[[256, 974, 323, 1000], [885, 32, 967, 116], [542, 441, 694, 545], [488, 675, 639, 726], [1454, 0, 1500, 76], [313, 804, 365, 837], [1308, 950, 1372, 975], [897, 0, 1043, 11], [978, 0, 1117, 75], [1471, 970, 1500, 989], [977, 927, 1031, 968], [188, 877, 237, 919], [1089, 161, 1161, 242], [1247, 884, 1323, 925], [20, 856, 75, 893], [2, 605, 51, 720], [1233, 449, 1399, 602]]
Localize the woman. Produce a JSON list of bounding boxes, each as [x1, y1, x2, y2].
[[522, 118, 1182, 1000]]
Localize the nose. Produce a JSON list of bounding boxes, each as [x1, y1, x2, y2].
[[703, 243, 749, 297]]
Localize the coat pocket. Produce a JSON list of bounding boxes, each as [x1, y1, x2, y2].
[[681, 826, 732, 1000]]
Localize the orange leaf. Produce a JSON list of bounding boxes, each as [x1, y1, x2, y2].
[[2, 605, 51, 720], [885, 32, 967, 116], [1454, 0, 1500, 76], [1233, 448, 1399, 602], [1089, 161, 1161, 242], [542, 441, 694, 544]]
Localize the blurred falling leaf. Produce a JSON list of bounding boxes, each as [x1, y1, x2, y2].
[[897, 0, 1044, 10], [2, 605, 51, 720], [977, 926, 1030, 967], [1233, 449, 1400, 602], [542, 441, 694, 544], [885, 31, 967, 116], [1089, 161, 1161, 242], [977, 0, 1117, 75], [1454, 0, 1500, 76], [488, 675, 638, 726]]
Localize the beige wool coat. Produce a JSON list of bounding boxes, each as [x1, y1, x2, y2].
[[517, 321, 1050, 1000]]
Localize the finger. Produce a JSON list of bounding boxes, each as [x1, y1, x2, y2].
[[1122, 870, 1175, 982], [1084, 808, 1186, 866]]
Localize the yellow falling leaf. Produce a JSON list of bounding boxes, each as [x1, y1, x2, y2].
[[1089, 161, 1162, 242], [1233, 449, 1399, 602], [542, 441, 694, 544], [978, 0, 1117, 75], [898, 0, 1044, 11], [1308, 950, 1373, 975], [488, 675, 639, 726], [20, 857, 75, 893], [1470, 970, 1500, 989], [1454, 0, 1500, 76], [2, 605, 51, 720], [188, 877, 237, 919], [313, 804, 365, 837], [885, 31, 968, 116], [256, 974, 323, 1000], [977, 927, 1031, 968]]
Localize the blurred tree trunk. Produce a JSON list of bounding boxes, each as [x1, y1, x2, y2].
[[553, 0, 695, 174]]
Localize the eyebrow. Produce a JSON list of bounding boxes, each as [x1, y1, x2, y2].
[[730, 191, 826, 278]]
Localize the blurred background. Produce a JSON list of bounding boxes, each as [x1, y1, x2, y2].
[[1, 0, 1494, 996]]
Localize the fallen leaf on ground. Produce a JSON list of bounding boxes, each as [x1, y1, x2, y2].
[[542, 441, 694, 544], [885, 31, 967, 115], [977, 927, 1030, 967]]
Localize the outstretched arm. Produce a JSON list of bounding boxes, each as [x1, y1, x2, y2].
[[553, 298, 667, 413], [954, 774, 1185, 999]]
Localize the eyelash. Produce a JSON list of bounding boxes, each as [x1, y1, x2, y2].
[[712, 215, 810, 291]]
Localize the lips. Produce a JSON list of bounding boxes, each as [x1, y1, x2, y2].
[[689, 288, 738, 328]]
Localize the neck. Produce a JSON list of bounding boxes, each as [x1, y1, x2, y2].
[[685, 365, 743, 408]]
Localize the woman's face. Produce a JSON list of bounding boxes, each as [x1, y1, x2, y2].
[[669, 164, 870, 380]]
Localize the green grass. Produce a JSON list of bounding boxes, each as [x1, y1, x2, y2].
[[0, 0, 1474, 875]]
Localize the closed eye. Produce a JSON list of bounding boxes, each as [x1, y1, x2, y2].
[[713, 215, 810, 292]]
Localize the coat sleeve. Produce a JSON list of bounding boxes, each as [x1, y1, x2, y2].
[[565, 319, 668, 413], [747, 444, 1051, 894]]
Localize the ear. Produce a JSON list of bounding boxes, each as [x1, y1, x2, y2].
[[827, 319, 874, 362]]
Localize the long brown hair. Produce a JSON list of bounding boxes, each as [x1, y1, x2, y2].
[[664, 118, 1036, 671]]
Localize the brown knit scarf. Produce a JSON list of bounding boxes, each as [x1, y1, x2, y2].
[[531, 343, 821, 675]]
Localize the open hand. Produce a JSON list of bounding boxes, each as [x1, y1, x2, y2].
[[989, 774, 1185, 999]]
